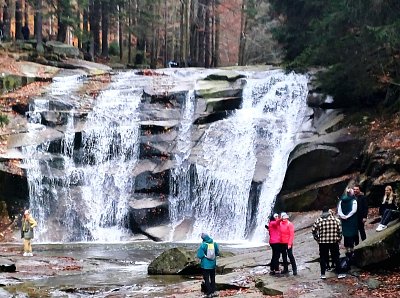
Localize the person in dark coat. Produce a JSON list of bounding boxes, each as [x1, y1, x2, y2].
[[337, 188, 358, 279], [379, 185, 396, 216], [376, 185, 399, 231], [353, 185, 368, 245], [22, 24, 30, 40], [338, 189, 358, 256], [196, 233, 220, 297]]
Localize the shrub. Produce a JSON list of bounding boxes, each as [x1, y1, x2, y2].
[[0, 114, 9, 128], [109, 41, 120, 56]]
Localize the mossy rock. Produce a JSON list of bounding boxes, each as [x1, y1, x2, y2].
[[147, 247, 199, 275]]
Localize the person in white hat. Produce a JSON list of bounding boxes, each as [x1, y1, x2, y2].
[[21, 210, 37, 256], [279, 212, 297, 275]]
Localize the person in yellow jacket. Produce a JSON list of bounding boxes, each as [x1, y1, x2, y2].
[[21, 210, 37, 256]]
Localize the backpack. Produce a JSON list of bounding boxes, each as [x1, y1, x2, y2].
[[205, 242, 216, 260], [338, 256, 350, 273]]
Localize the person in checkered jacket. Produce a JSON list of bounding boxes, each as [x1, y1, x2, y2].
[[312, 206, 342, 279]]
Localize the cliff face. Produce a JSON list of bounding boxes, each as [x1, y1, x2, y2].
[[0, 58, 398, 241], [276, 90, 400, 212]]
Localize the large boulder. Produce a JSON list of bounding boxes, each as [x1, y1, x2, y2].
[[147, 247, 200, 275], [46, 41, 80, 59], [276, 173, 357, 211], [0, 258, 16, 272], [354, 221, 400, 268], [281, 130, 365, 192]]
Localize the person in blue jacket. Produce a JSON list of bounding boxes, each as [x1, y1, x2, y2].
[[197, 233, 220, 297]]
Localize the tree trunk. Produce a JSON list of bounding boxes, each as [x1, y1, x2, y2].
[[15, 0, 23, 40], [128, 0, 132, 63], [2, 0, 11, 40], [77, 8, 81, 49], [163, 0, 167, 67], [83, 7, 89, 52], [57, 0, 68, 42], [204, 0, 210, 68], [101, 0, 109, 57], [24, 0, 29, 26], [35, 0, 43, 54], [90, 0, 101, 56], [213, 0, 220, 67], [171, 0, 177, 61], [198, 0, 205, 67], [179, 1, 185, 65], [185, 0, 191, 66], [238, 0, 247, 66], [118, 3, 123, 61]]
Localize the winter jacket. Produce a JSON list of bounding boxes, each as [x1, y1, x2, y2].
[[268, 219, 281, 244], [312, 212, 342, 243], [279, 220, 294, 248], [21, 216, 37, 240], [196, 235, 220, 269], [338, 195, 358, 237], [355, 193, 368, 222], [379, 194, 398, 216]]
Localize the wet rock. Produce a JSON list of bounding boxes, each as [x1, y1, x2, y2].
[[254, 278, 283, 296], [0, 259, 16, 272], [172, 218, 195, 241], [366, 278, 381, 290], [46, 41, 80, 59], [147, 247, 200, 275], [281, 131, 365, 192], [203, 71, 246, 82], [276, 173, 357, 211], [128, 194, 169, 227]]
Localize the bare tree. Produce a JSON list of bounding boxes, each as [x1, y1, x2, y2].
[[15, 0, 23, 39], [35, 0, 43, 53], [2, 0, 11, 40], [101, 0, 109, 57], [238, 0, 247, 66]]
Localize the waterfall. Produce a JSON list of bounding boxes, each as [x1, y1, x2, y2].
[[23, 72, 142, 242], [168, 90, 196, 237], [169, 70, 308, 241]]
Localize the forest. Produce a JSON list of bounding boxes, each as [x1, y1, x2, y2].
[[0, 0, 399, 108]]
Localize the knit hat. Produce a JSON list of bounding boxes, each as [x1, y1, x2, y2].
[[281, 212, 289, 219], [24, 210, 30, 215], [200, 233, 209, 240], [346, 188, 354, 196], [273, 213, 279, 218]]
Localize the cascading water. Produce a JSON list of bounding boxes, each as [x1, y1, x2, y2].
[[23, 72, 143, 242], [169, 70, 308, 241], [168, 90, 196, 235]]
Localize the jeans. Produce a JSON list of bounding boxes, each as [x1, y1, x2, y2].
[[354, 220, 366, 246], [318, 243, 339, 275], [270, 243, 280, 271], [202, 268, 216, 295], [381, 209, 400, 226], [281, 244, 297, 273]]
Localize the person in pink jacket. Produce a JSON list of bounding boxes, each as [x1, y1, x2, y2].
[[266, 213, 281, 275], [279, 212, 297, 275]]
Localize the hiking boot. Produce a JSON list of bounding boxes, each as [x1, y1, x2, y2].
[[293, 270, 297, 276], [269, 271, 276, 276], [338, 274, 346, 279], [320, 275, 326, 279], [23, 252, 28, 257]]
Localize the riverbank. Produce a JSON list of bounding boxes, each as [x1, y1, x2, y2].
[[2, 211, 398, 297]]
